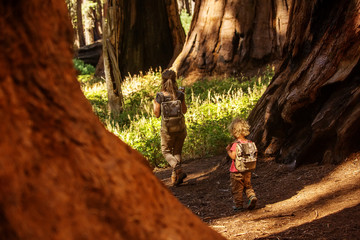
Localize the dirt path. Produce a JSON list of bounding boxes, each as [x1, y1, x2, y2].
[[154, 153, 360, 240]]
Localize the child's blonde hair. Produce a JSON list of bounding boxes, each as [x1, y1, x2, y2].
[[228, 117, 250, 138]]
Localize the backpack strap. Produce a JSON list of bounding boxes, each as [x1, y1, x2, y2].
[[159, 92, 175, 103], [234, 140, 251, 156], [159, 92, 165, 103], [235, 140, 242, 154]]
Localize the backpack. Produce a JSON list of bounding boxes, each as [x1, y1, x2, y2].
[[160, 93, 185, 133], [234, 141, 257, 172]]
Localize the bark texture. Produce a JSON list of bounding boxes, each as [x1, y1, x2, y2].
[[83, 0, 95, 45], [103, 0, 124, 115], [114, 0, 185, 76], [172, 0, 291, 79], [248, 0, 360, 165], [177, 0, 194, 15], [0, 1, 225, 239], [76, 0, 86, 47]]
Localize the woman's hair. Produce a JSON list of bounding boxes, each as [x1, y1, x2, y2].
[[228, 117, 250, 138], [161, 69, 178, 100]]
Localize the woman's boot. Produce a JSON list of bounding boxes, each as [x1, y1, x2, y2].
[[173, 168, 187, 187]]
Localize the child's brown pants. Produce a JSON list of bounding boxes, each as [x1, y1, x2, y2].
[[230, 171, 256, 208]]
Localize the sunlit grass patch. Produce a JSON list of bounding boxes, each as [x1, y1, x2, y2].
[[180, 10, 192, 35]]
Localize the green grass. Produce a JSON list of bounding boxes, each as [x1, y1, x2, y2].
[[180, 10, 192, 35], [77, 59, 274, 168]]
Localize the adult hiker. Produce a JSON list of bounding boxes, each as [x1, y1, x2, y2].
[[153, 69, 187, 187]]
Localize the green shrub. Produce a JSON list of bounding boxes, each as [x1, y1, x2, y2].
[[73, 59, 96, 75]]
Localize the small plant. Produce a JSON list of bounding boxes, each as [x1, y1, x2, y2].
[[73, 59, 96, 76]]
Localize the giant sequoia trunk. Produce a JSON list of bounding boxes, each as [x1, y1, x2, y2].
[[107, 0, 185, 76], [172, 0, 291, 79], [248, 0, 360, 165], [0, 1, 224, 239]]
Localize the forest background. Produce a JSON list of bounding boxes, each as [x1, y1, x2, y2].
[[67, 0, 360, 168], [68, 0, 273, 167]]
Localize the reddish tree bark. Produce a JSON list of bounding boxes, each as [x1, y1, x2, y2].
[[0, 1, 225, 239], [248, 0, 360, 165], [172, 0, 291, 79]]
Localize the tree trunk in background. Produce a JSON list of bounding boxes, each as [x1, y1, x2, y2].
[[178, 0, 193, 15], [113, 0, 185, 76], [172, 0, 291, 80], [184, 0, 192, 15], [76, 41, 102, 66], [76, 0, 86, 47], [66, 0, 79, 49], [95, 52, 105, 77], [93, 0, 103, 41], [166, 0, 188, 65], [248, 0, 360, 166], [103, 1, 124, 114], [0, 1, 225, 239], [83, 0, 95, 45]]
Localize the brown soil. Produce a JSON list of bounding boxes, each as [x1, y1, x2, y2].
[[154, 153, 360, 240]]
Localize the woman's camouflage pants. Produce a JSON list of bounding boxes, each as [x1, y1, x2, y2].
[[160, 128, 187, 170]]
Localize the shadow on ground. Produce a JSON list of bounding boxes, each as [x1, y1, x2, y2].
[[255, 204, 360, 240], [153, 155, 336, 223]]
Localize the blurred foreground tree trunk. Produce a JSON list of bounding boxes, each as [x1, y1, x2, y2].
[[248, 0, 360, 165], [172, 0, 291, 80], [0, 1, 225, 239]]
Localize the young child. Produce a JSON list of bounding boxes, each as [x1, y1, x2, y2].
[[226, 117, 258, 211]]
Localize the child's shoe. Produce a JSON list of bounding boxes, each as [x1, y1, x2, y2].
[[247, 196, 257, 210], [232, 206, 244, 212]]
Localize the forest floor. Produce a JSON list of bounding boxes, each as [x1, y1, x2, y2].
[[154, 152, 360, 240]]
